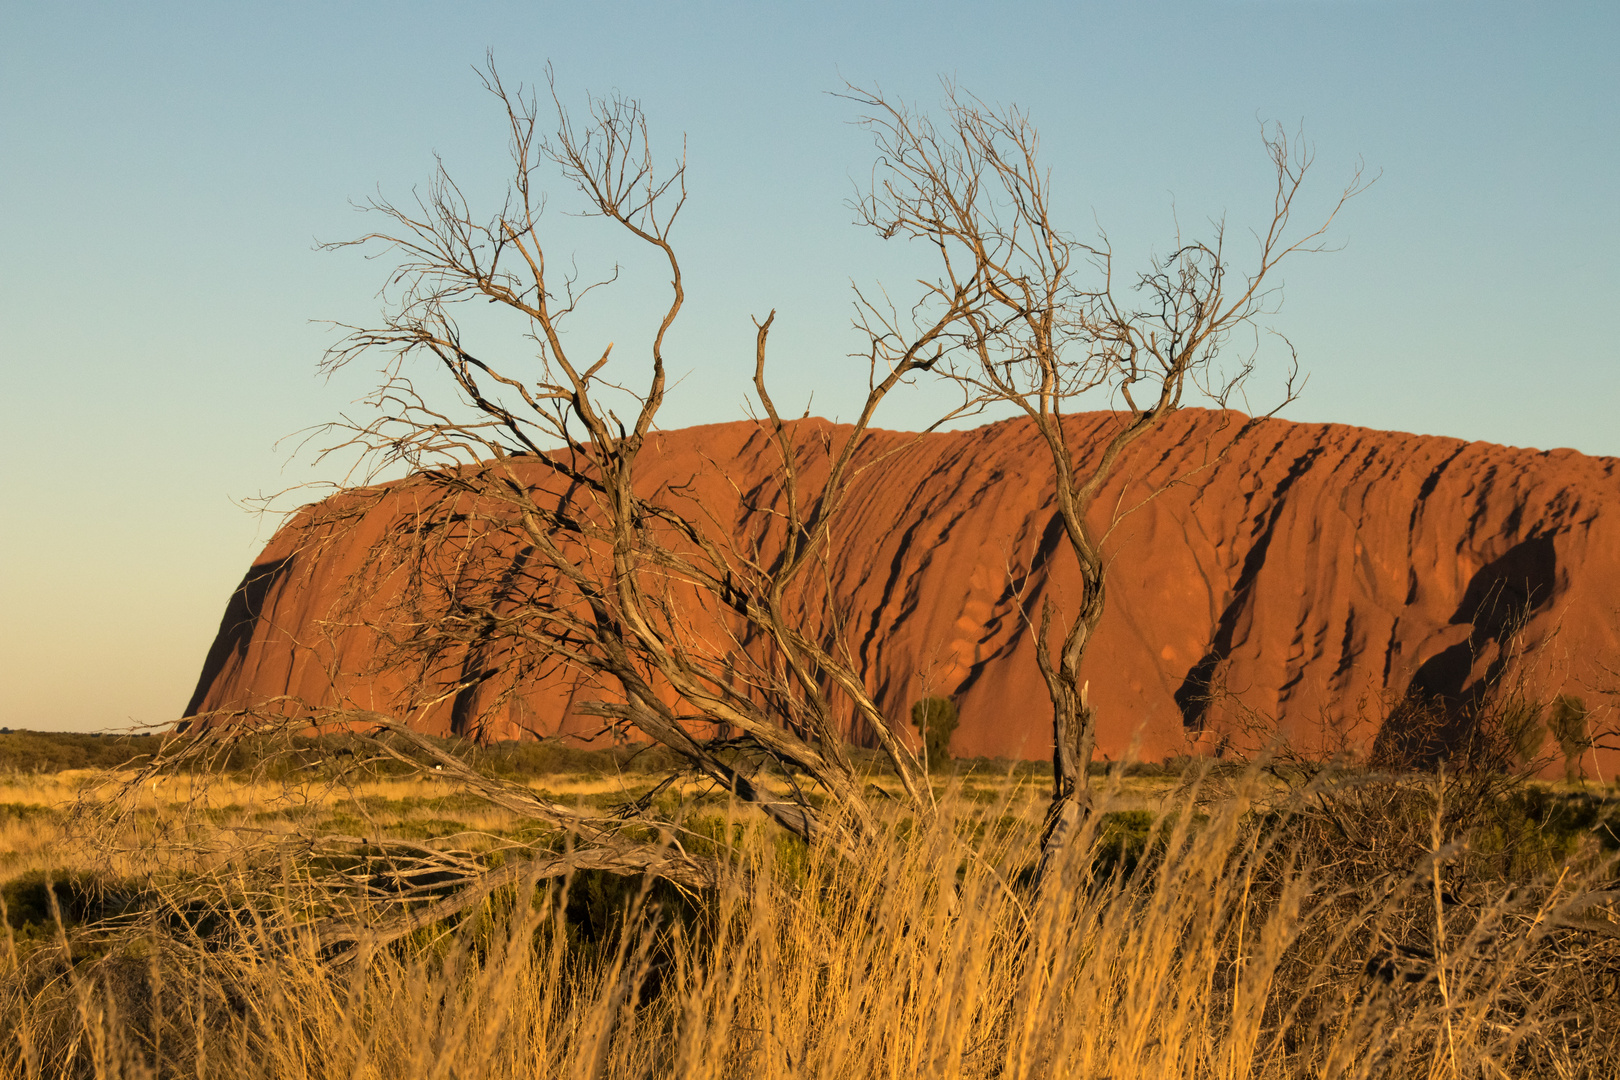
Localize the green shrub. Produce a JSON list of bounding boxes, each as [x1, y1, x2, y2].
[[0, 871, 137, 943], [1499, 695, 1547, 768], [1548, 694, 1590, 782], [910, 697, 959, 768]]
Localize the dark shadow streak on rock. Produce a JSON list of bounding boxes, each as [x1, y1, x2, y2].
[[182, 556, 296, 721], [1174, 448, 1323, 731]]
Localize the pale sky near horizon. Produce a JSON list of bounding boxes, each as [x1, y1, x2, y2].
[[2, 1, 1616, 731]]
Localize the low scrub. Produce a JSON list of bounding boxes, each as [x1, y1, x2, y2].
[[0, 731, 160, 774]]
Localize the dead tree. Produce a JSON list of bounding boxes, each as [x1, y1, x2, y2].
[[847, 83, 1373, 871], [175, 58, 989, 930], [130, 62, 995, 948]]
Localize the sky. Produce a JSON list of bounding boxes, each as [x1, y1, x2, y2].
[[2, 1, 1616, 732]]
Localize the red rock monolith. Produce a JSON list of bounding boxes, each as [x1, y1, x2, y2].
[[185, 411, 1620, 778]]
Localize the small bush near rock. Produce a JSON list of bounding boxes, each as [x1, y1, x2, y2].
[[910, 697, 959, 768]]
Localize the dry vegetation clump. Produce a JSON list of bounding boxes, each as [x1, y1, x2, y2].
[[2, 752, 1618, 1080]]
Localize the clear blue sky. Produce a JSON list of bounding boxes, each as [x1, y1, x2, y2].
[[2, 1, 1616, 731]]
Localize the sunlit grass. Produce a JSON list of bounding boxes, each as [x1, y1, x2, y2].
[[1, 760, 1617, 1078]]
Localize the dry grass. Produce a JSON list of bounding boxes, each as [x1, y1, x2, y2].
[[1, 763, 1617, 1079]]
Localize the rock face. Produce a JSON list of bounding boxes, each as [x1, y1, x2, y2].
[[186, 410, 1620, 777]]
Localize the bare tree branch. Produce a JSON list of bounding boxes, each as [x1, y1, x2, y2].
[[848, 81, 1374, 879]]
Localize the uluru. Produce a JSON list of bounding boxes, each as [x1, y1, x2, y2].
[[184, 409, 1620, 778]]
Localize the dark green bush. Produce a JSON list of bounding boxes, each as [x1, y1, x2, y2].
[[910, 697, 959, 768], [0, 871, 137, 941], [1548, 694, 1590, 782]]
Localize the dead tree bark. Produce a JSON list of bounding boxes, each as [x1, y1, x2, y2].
[[847, 83, 1373, 876]]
